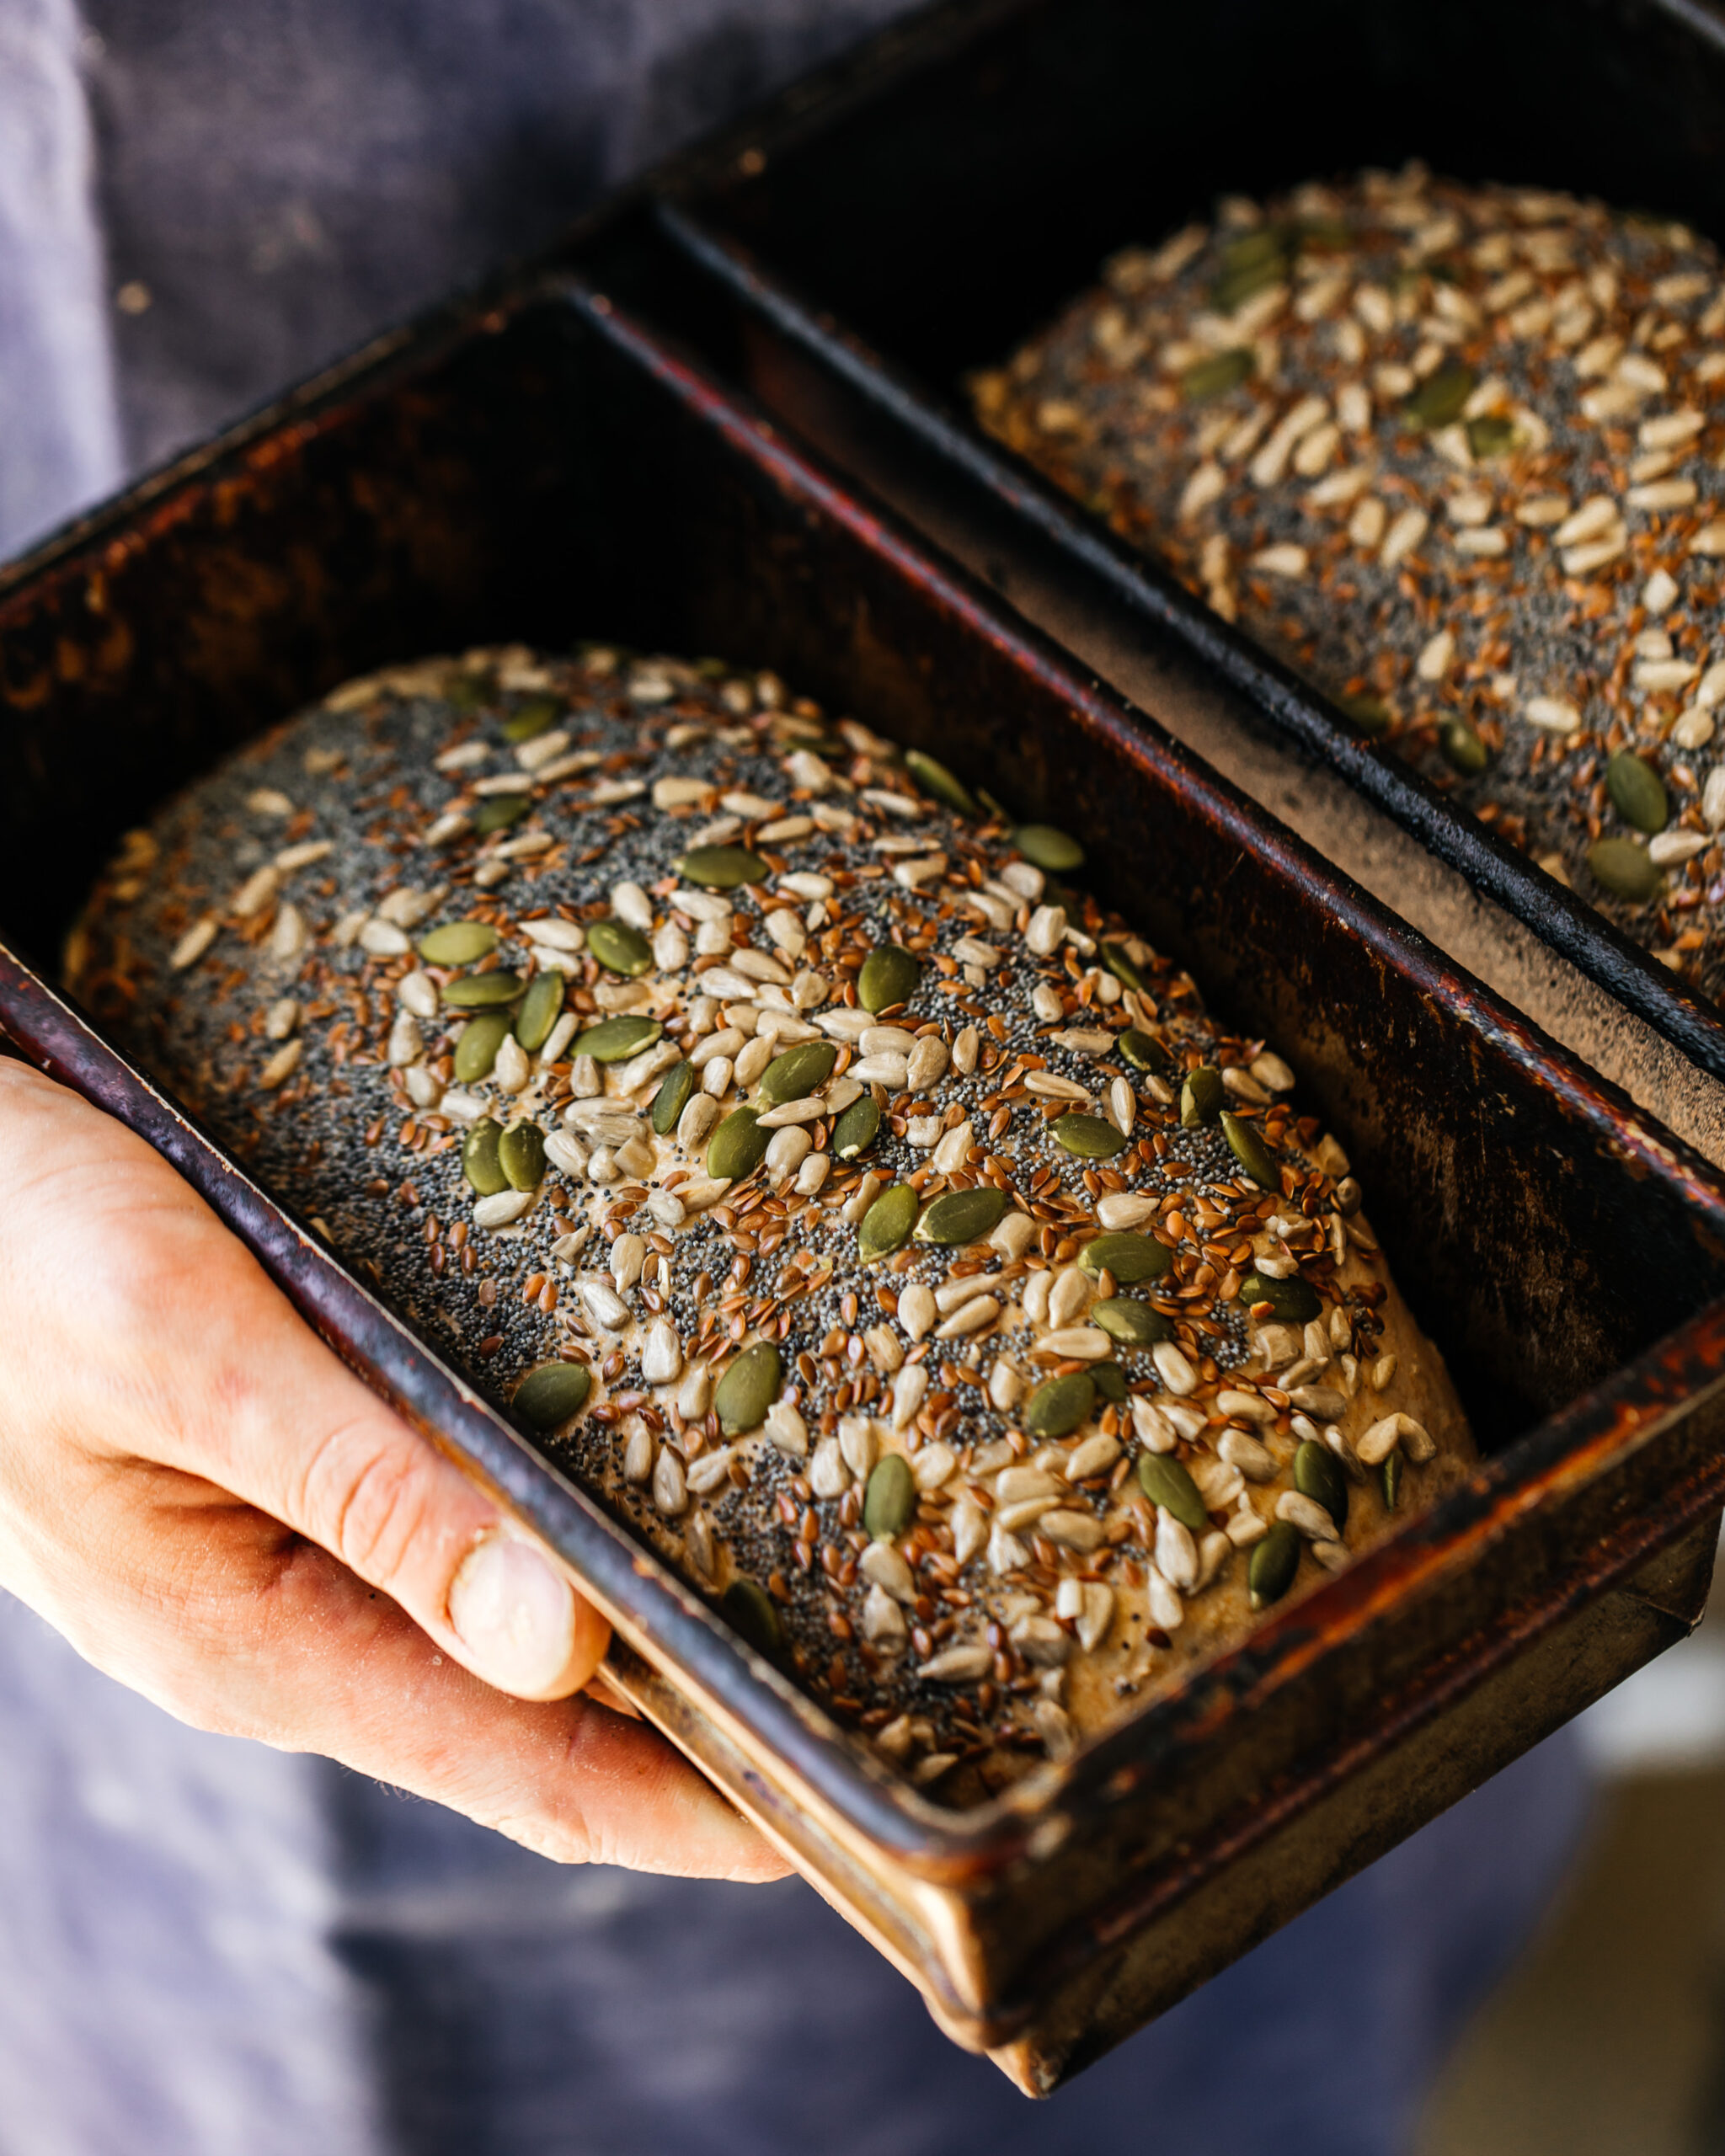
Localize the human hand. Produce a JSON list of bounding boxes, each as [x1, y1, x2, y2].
[[0, 1059, 787, 1881]]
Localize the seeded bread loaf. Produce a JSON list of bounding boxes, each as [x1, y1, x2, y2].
[[971, 168, 1725, 1001], [67, 643, 1471, 1801]]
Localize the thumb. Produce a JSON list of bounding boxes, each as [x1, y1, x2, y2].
[[112, 1198, 607, 1703], [1, 1058, 607, 1705]]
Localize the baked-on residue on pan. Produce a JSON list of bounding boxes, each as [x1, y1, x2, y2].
[[68, 644, 1469, 1802], [972, 167, 1725, 1002]]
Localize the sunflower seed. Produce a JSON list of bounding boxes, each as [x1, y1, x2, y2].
[[1146, 1565, 1184, 1631], [1065, 1434, 1121, 1482], [1358, 1412, 1435, 1465], [757, 1400, 807, 1460], [473, 1189, 534, 1230], [891, 1364, 928, 1431], [1025, 904, 1067, 957], [170, 916, 219, 970]]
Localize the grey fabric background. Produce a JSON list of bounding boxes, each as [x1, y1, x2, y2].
[[0, 0, 119, 549], [78, 0, 916, 476]]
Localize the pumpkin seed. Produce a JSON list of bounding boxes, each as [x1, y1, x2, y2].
[[915, 1186, 1011, 1246], [1466, 413, 1517, 461], [1605, 751, 1669, 835], [473, 794, 531, 835], [1211, 231, 1295, 313], [1053, 1113, 1127, 1158], [675, 844, 769, 889], [1012, 823, 1085, 873], [858, 943, 920, 1013], [462, 1117, 508, 1196], [1079, 1232, 1170, 1283], [1402, 359, 1476, 429], [707, 1107, 770, 1182], [575, 1016, 662, 1062], [1093, 1363, 1128, 1402], [499, 1122, 546, 1192], [443, 969, 524, 1009], [513, 1360, 590, 1431], [1438, 718, 1489, 775], [1219, 222, 1291, 274], [501, 696, 559, 743], [419, 920, 497, 965], [587, 918, 654, 976], [1382, 1453, 1402, 1513], [715, 1341, 782, 1435], [1119, 1028, 1174, 1076], [454, 1011, 511, 1084], [1023, 1372, 1096, 1438], [1099, 940, 1146, 991], [513, 971, 564, 1052], [1338, 691, 1393, 736], [1242, 1269, 1321, 1323], [1211, 258, 1290, 316], [1180, 1065, 1223, 1127], [1297, 215, 1353, 252], [650, 1059, 696, 1136], [721, 1577, 785, 1656], [858, 1183, 919, 1262], [758, 1039, 837, 1104], [905, 748, 979, 816], [1295, 1438, 1348, 1531], [1092, 1298, 1173, 1346], [862, 1454, 916, 1540], [1180, 346, 1256, 403], [1220, 1110, 1279, 1190], [1249, 1520, 1301, 1609], [1588, 837, 1662, 903], [831, 1094, 881, 1159], [1136, 1454, 1208, 1533]]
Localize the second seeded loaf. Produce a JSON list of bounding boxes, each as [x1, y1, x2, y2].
[[973, 167, 1725, 1003]]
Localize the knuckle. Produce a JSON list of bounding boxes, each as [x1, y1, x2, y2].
[[296, 1417, 438, 1590]]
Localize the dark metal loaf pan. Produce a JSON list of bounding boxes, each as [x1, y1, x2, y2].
[[638, 0, 1725, 1091], [3, 271, 1725, 2094]]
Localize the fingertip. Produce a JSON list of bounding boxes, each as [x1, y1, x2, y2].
[[446, 1529, 609, 1701]]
